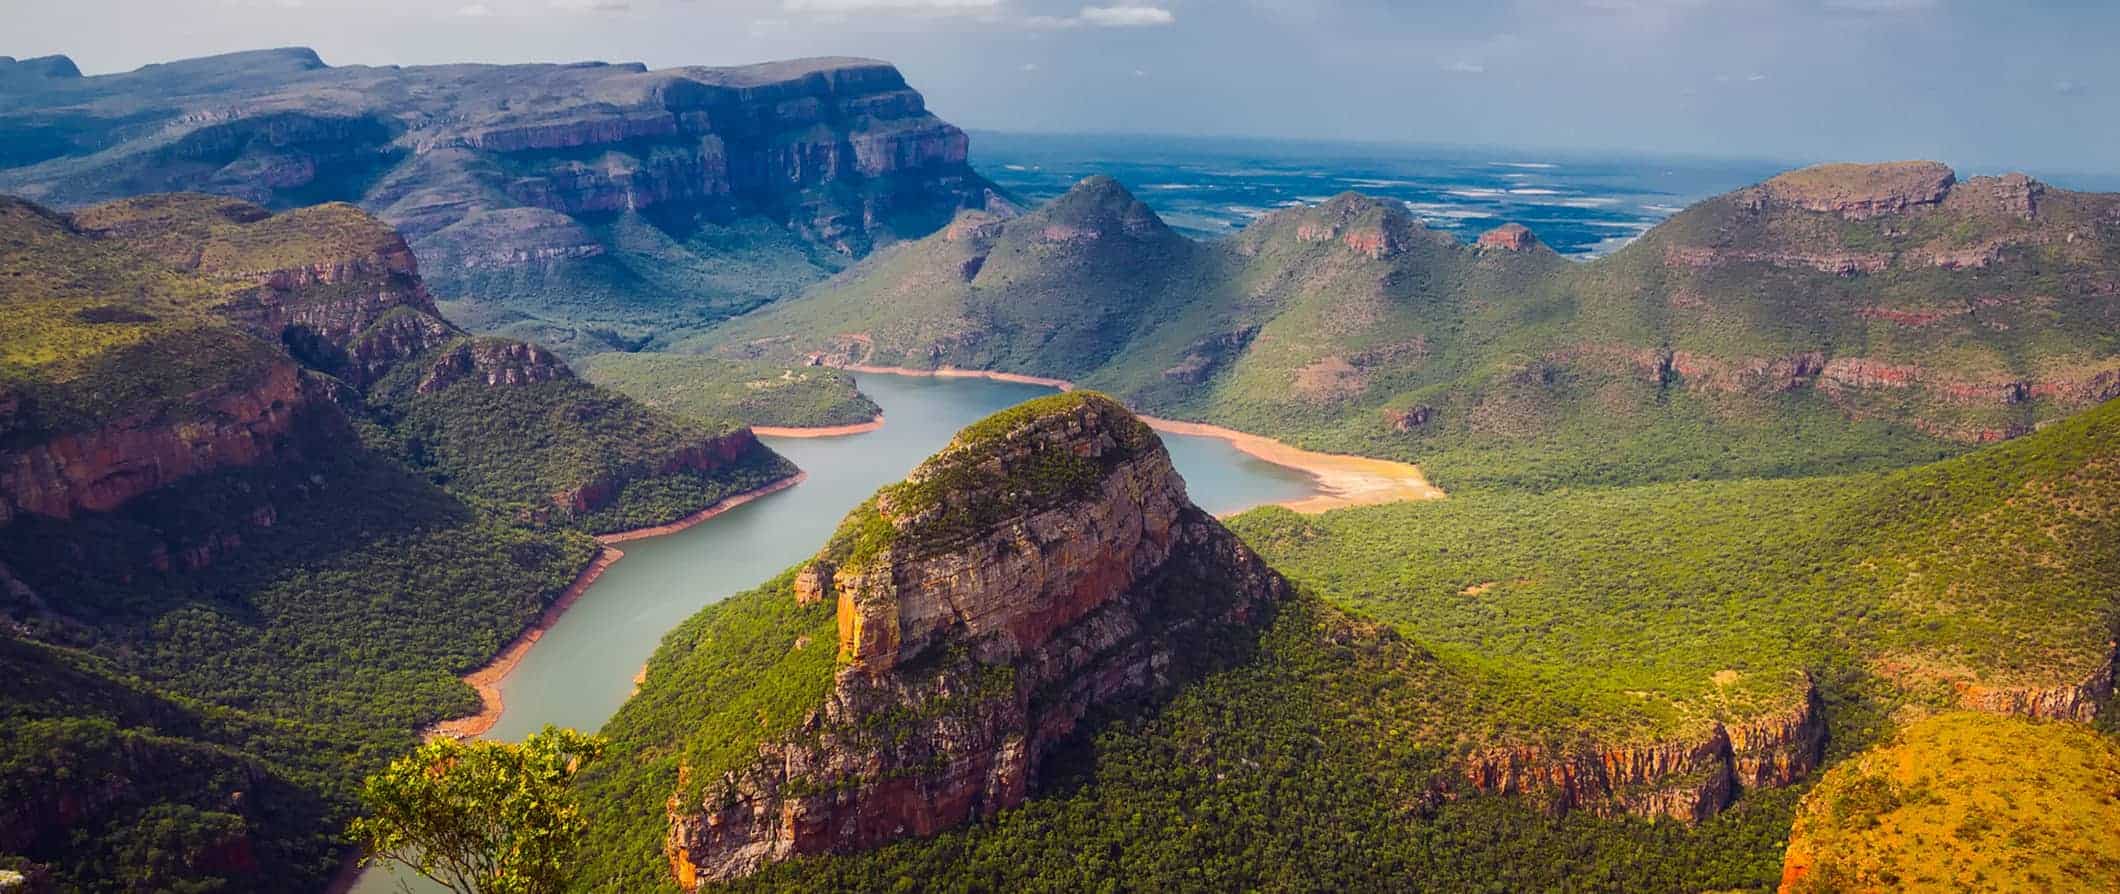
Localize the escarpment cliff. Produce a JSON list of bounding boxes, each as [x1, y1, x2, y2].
[[0, 49, 1006, 352], [708, 160, 2120, 491], [1461, 684, 1827, 822], [658, 393, 1290, 885], [72, 193, 460, 387]]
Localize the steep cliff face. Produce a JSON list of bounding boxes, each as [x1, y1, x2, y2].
[[1461, 684, 1827, 821], [660, 393, 1290, 885], [71, 193, 462, 387], [0, 361, 322, 523], [0, 49, 1003, 352]]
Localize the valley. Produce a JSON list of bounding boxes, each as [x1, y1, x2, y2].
[[3, 39, 2118, 894]]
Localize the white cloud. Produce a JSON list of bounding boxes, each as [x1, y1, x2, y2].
[[1079, 4, 1174, 26], [455, 2, 492, 13], [550, 0, 629, 11], [1021, 62, 1039, 71], [784, 0, 1000, 11], [1443, 60, 1486, 74]]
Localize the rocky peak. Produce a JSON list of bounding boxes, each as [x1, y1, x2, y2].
[[413, 338, 572, 394], [1268, 192, 1438, 259], [1948, 172, 2044, 220], [1477, 222, 1542, 252], [1753, 161, 1957, 219], [1031, 175, 1172, 243], [667, 393, 1291, 884]]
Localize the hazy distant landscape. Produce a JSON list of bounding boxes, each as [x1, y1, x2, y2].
[[5, 4, 2120, 891]]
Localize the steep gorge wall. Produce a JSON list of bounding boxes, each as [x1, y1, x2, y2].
[[1461, 685, 1828, 822], [660, 395, 1292, 885]]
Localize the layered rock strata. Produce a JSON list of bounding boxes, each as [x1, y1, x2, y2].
[[1461, 683, 1828, 822], [661, 393, 1291, 885]]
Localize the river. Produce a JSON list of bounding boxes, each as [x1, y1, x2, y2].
[[353, 372, 1321, 891]]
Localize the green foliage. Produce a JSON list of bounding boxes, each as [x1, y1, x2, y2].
[[575, 352, 880, 429], [1229, 396, 2120, 745], [695, 174, 2120, 492], [568, 572, 839, 892], [706, 597, 1800, 893], [352, 726, 607, 894], [845, 392, 1157, 561], [0, 193, 797, 890], [363, 371, 796, 535]]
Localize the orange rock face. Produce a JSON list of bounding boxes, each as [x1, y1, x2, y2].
[[0, 362, 317, 521], [662, 397, 1291, 885], [1477, 222, 1540, 251], [1460, 683, 1827, 822]]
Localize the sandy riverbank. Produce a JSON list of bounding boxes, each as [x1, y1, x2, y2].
[[426, 472, 806, 741], [753, 415, 885, 438], [1138, 416, 1442, 512], [841, 363, 1078, 391], [835, 365, 1441, 513], [595, 471, 806, 545]]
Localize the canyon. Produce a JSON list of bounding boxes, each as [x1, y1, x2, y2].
[[702, 161, 2120, 492], [0, 49, 1008, 353], [657, 394, 1293, 884]]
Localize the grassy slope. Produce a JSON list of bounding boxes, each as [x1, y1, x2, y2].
[[363, 355, 796, 535], [1781, 712, 2120, 892], [0, 194, 793, 890], [0, 428, 597, 890], [576, 352, 880, 429], [1231, 395, 2120, 748], [0, 196, 284, 440], [568, 396, 2119, 892], [694, 171, 2120, 492]]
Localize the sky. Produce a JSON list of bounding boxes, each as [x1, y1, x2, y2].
[[6, 0, 2119, 174]]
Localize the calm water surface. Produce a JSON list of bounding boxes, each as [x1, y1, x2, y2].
[[354, 373, 1317, 891]]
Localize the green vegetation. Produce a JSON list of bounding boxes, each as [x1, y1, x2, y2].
[[1782, 712, 2120, 892], [563, 391, 2117, 891], [353, 726, 607, 894], [697, 170, 2120, 492], [656, 597, 1802, 894], [827, 392, 1157, 564], [575, 352, 880, 429], [0, 193, 801, 890], [0, 430, 598, 890], [568, 572, 839, 893], [1231, 395, 2120, 746], [363, 365, 796, 535]]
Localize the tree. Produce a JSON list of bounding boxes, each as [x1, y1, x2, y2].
[[351, 726, 606, 894]]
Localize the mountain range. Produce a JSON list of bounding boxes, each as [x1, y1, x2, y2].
[[0, 190, 793, 891], [0, 49, 1009, 356], [704, 164, 2120, 490], [3, 46, 2118, 894]]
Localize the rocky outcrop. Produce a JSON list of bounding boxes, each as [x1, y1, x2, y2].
[[1461, 682, 1827, 822], [662, 394, 1291, 885], [414, 338, 572, 395], [1754, 161, 1956, 219], [0, 362, 321, 522], [550, 427, 764, 515], [75, 196, 465, 387], [1956, 643, 2117, 722], [1477, 222, 1540, 251], [1282, 193, 1443, 260], [0, 52, 997, 271]]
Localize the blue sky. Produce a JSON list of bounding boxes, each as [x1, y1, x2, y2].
[[9, 0, 2118, 173]]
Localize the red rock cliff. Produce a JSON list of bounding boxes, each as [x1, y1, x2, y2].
[[661, 393, 1291, 885], [0, 361, 322, 522], [1460, 681, 1826, 822]]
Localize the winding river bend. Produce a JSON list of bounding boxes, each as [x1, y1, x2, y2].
[[353, 373, 1323, 891]]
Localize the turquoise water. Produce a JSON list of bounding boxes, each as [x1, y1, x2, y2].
[[353, 373, 1318, 891]]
